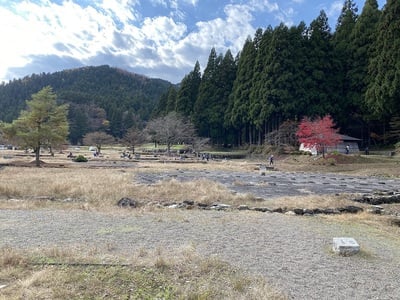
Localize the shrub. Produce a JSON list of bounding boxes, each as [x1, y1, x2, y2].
[[73, 155, 88, 162], [326, 157, 336, 165]]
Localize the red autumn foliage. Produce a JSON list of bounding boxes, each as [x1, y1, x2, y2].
[[296, 115, 342, 156]]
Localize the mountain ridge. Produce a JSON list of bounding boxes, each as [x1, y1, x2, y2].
[[0, 65, 174, 143]]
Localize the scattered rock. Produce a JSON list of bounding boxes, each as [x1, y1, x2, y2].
[[323, 208, 339, 215], [293, 208, 304, 215], [312, 208, 324, 214], [354, 191, 400, 205], [117, 197, 138, 208], [367, 205, 384, 214], [253, 207, 271, 212], [285, 211, 296, 216], [303, 209, 314, 215], [210, 203, 231, 211], [197, 203, 208, 208], [238, 205, 250, 210], [338, 206, 363, 214]]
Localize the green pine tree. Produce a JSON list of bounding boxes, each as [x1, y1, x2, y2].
[[1, 86, 69, 166]]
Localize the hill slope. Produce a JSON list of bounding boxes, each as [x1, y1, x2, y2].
[[0, 65, 173, 142]]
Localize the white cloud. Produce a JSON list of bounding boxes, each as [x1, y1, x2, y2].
[[142, 16, 187, 43], [274, 6, 296, 26], [326, 0, 343, 20], [181, 0, 198, 5], [249, 0, 279, 12], [1, 0, 344, 84], [150, 0, 167, 6], [98, 0, 140, 24], [0, 0, 260, 83]]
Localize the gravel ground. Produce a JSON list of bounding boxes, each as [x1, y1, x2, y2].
[[1, 208, 400, 299]]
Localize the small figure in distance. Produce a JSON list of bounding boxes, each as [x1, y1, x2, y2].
[[269, 154, 274, 166]]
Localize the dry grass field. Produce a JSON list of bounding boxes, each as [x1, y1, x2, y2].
[[1, 147, 400, 299], [1, 147, 399, 210]]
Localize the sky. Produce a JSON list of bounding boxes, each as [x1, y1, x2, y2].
[[0, 0, 386, 84]]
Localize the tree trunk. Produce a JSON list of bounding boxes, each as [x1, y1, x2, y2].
[[35, 145, 40, 167]]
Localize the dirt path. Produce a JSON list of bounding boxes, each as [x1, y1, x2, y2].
[[2, 208, 399, 299]]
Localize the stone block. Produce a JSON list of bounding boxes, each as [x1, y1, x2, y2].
[[259, 165, 267, 176], [332, 237, 360, 256]]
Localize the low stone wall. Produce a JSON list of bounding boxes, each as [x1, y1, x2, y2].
[[352, 191, 400, 205]]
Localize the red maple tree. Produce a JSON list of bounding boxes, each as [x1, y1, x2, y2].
[[296, 115, 342, 157]]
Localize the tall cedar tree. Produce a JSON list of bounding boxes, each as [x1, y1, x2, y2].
[[1, 86, 69, 166], [226, 33, 259, 145], [176, 61, 201, 119], [194, 49, 237, 143], [304, 11, 337, 117], [365, 0, 400, 119], [256, 24, 291, 133], [165, 87, 178, 113], [285, 22, 309, 119], [249, 27, 274, 144], [296, 115, 342, 157], [348, 0, 381, 123], [212, 49, 237, 144], [332, 0, 359, 130], [194, 48, 219, 137]]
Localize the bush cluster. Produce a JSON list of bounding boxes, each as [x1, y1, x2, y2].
[[73, 155, 88, 162]]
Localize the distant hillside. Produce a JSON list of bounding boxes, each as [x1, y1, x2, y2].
[[0, 65, 173, 143]]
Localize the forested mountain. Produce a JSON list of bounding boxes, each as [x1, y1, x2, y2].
[[155, 0, 400, 147], [0, 65, 172, 144]]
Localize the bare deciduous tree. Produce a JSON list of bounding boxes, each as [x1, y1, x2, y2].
[[145, 112, 197, 154], [123, 128, 146, 153], [83, 131, 115, 153]]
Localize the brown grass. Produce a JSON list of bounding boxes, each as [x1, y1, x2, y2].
[[1, 148, 399, 215], [0, 245, 287, 300], [264, 193, 365, 210], [0, 166, 257, 210], [1, 148, 399, 298]]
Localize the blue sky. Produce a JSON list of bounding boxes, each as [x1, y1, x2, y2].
[[0, 0, 385, 84]]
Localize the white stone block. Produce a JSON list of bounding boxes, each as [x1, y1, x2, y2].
[[259, 165, 267, 175], [332, 237, 360, 256]]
